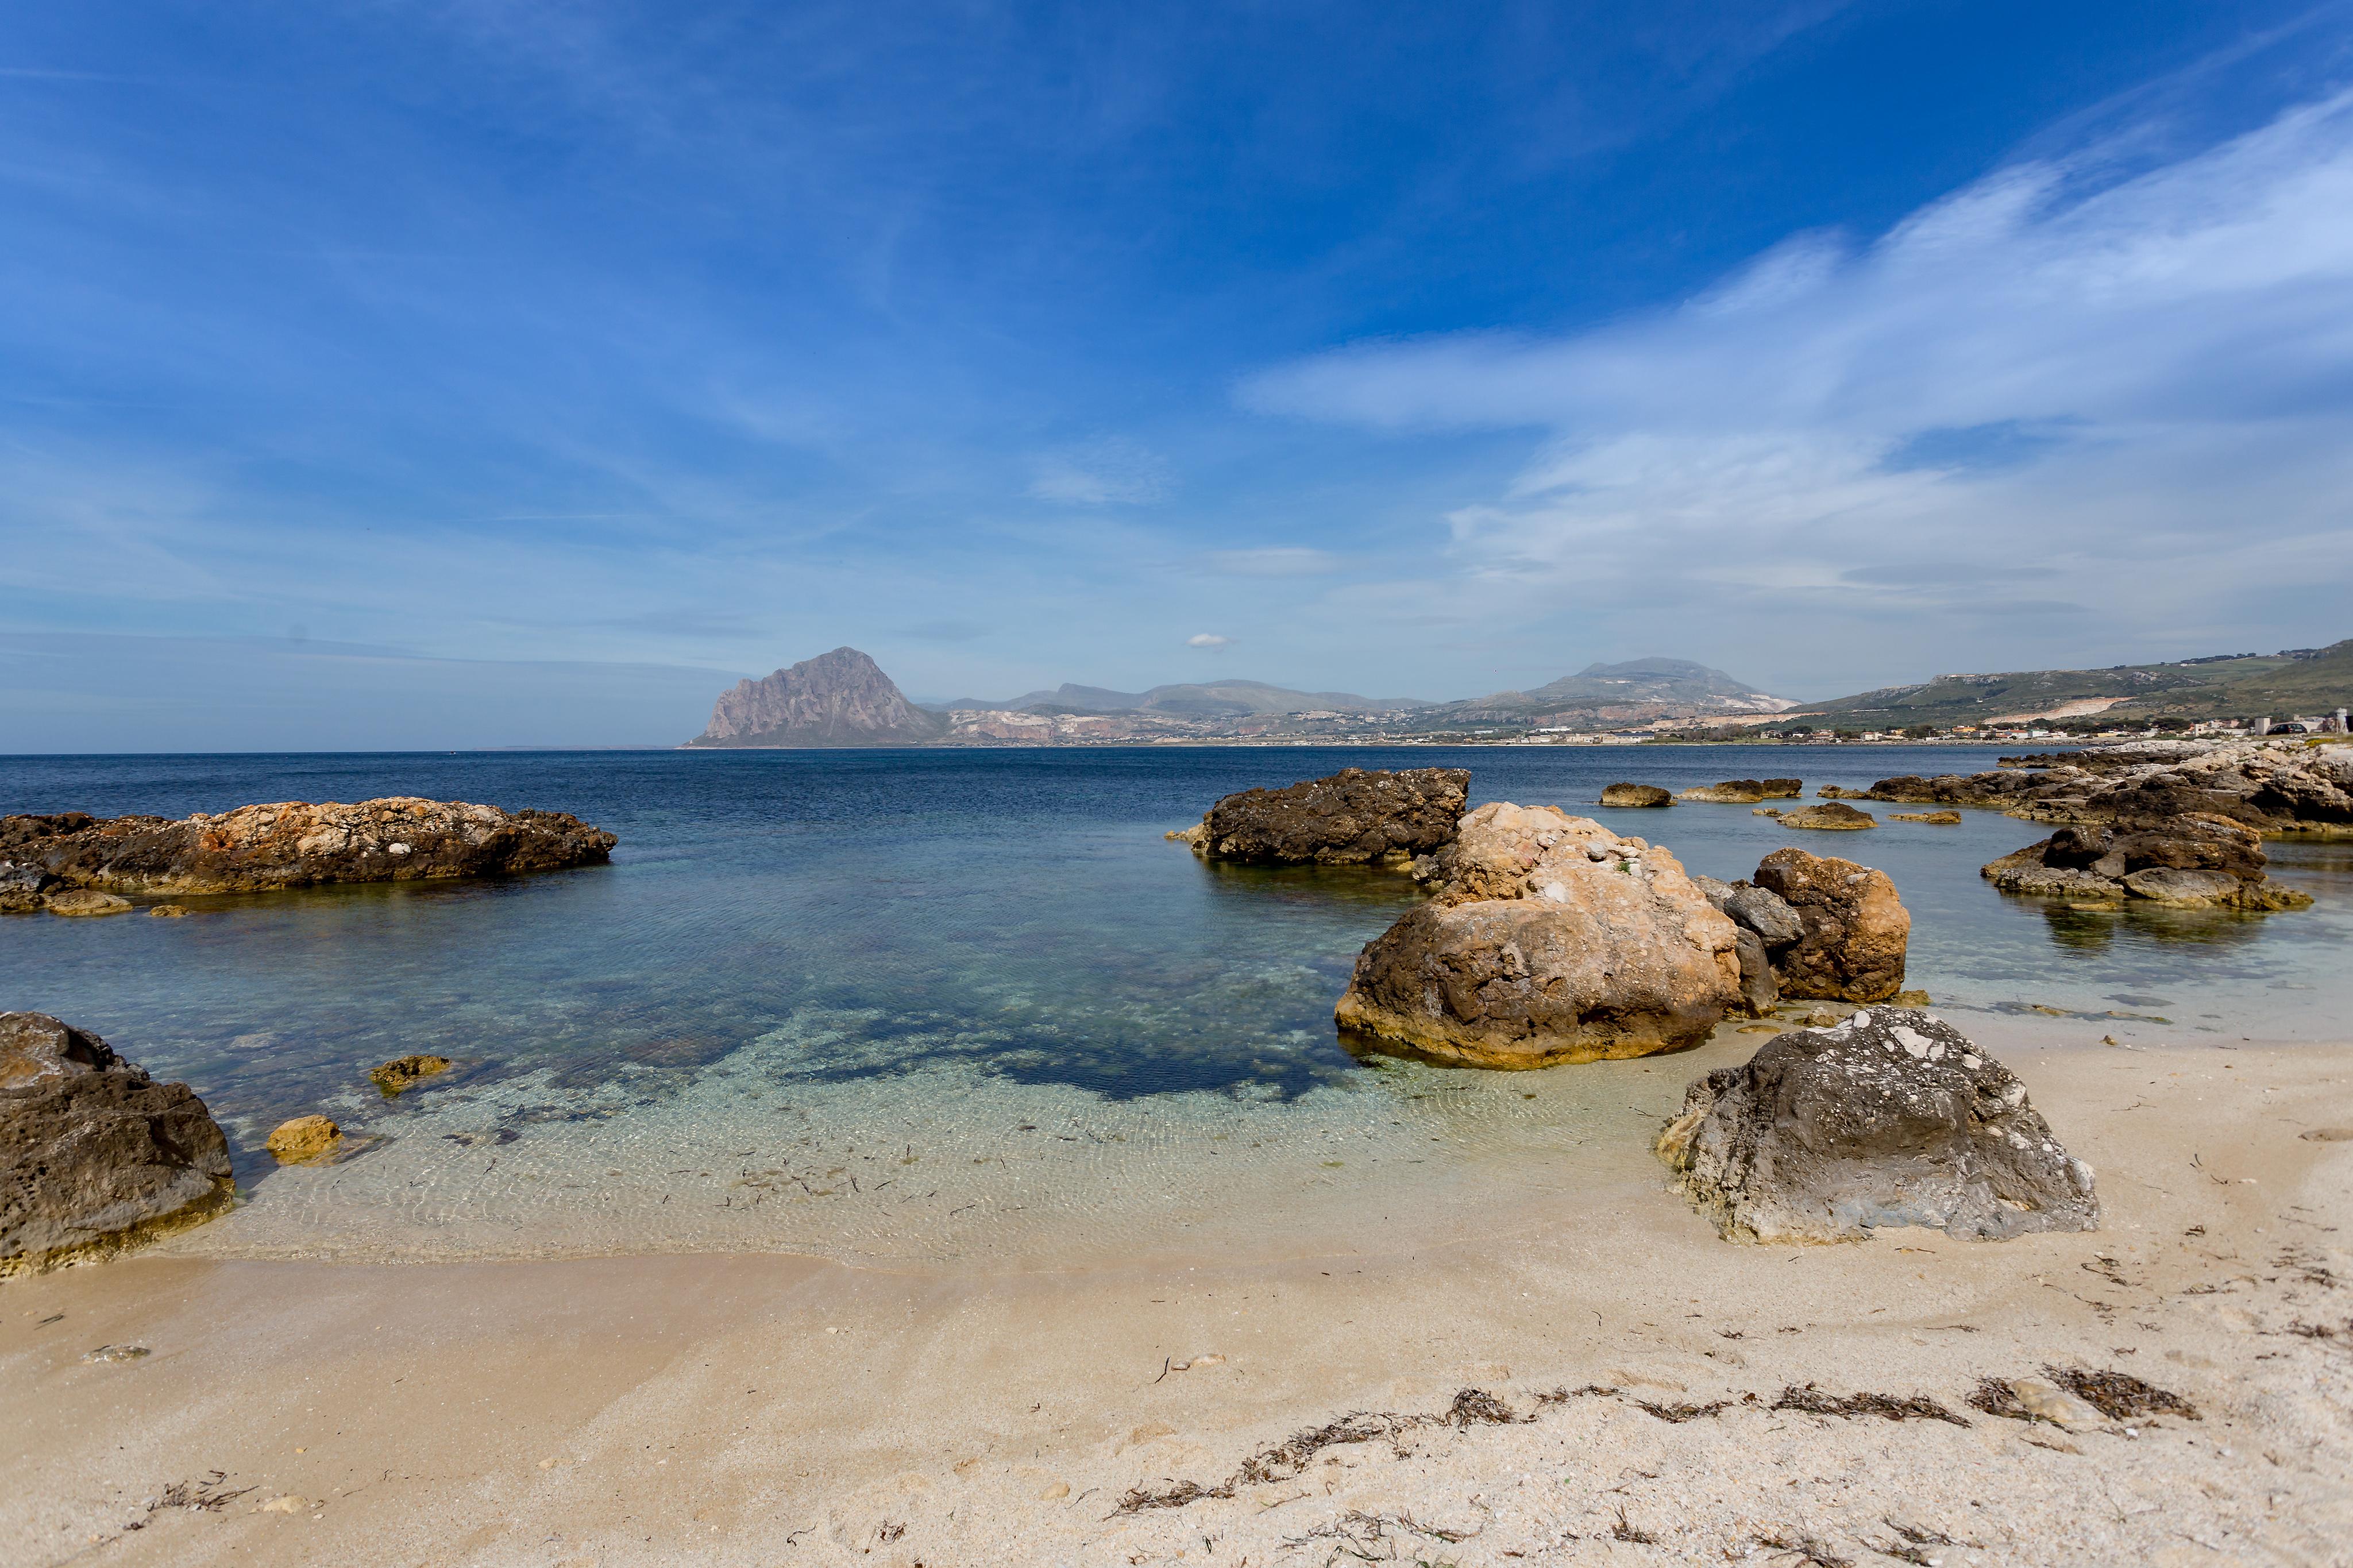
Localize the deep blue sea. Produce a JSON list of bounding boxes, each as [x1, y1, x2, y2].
[[6, 746, 2347, 1265]]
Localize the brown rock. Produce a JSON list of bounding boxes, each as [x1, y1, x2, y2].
[[43, 889, 132, 916], [1599, 783, 1673, 808], [267, 1115, 341, 1164], [1, 1013, 233, 1276], [3, 798, 616, 897], [1752, 847, 1911, 1003], [1334, 804, 1741, 1067], [369, 1055, 453, 1096], [148, 904, 191, 917], [1889, 811, 1962, 824], [1188, 767, 1471, 866], [1781, 802, 1876, 831], [1981, 813, 2311, 910]]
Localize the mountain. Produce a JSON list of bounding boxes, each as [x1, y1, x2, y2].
[[923, 678, 1426, 717], [1417, 658, 1796, 724], [1790, 640, 2353, 727], [686, 647, 947, 747]]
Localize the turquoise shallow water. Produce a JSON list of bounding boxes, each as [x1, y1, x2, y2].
[[4, 746, 2348, 1265]]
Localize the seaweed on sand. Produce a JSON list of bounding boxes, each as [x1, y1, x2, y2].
[[1770, 1384, 1971, 1426]]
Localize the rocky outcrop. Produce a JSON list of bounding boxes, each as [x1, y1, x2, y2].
[[1835, 740, 2353, 836], [1678, 778, 1802, 804], [1752, 848, 1910, 1002], [41, 889, 132, 916], [1981, 815, 2310, 910], [1, 1013, 233, 1275], [1333, 804, 1741, 1067], [1890, 811, 1962, 824], [1657, 1008, 2099, 1243], [1600, 783, 1672, 808], [1781, 802, 1876, 831], [0, 799, 615, 897], [689, 646, 946, 747], [1183, 768, 1471, 866], [370, 1055, 453, 1096]]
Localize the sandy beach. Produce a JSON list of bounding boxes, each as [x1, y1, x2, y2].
[[6, 1027, 2350, 1568]]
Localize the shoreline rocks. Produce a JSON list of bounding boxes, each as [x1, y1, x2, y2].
[[1, 1013, 233, 1276], [1981, 814, 2311, 911], [0, 798, 617, 897], [1657, 1008, 2099, 1243], [1333, 804, 1741, 1067], [1181, 768, 1469, 867], [1696, 848, 1911, 1009], [371, 1055, 453, 1096], [266, 1115, 342, 1164], [1599, 783, 1673, 808]]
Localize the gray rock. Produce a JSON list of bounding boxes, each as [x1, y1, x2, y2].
[[1, 1013, 233, 1276], [2121, 866, 2243, 905], [1656, 1008, 2097, 1243], [1731, 928, 1780, 1015], [0, 860, 53, 913], [1721, 882, 1804, 948]]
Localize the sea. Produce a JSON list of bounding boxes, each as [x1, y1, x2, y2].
[[5, 746, 2348, 1269]]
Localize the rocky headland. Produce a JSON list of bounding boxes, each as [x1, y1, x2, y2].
[[0, 798, 615, 899], [688, 646, 946, 747], [1332, 804, 1743, 1067], [1175, 767, 1471, 866], [1, 1013, 232, 1276], [1657, 1007, 2099, 1243]]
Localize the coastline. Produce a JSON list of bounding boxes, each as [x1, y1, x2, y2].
[[8, 1028, 2349, 1567]]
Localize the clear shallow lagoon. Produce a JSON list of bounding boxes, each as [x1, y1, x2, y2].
[[5, 746, 2348, 1266]]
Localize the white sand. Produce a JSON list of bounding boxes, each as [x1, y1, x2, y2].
[[4, 1033, 2351, 1567]]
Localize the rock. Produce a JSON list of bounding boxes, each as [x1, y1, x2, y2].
[[1780, 802, 1876, 831], [0, 860, 56, 913], [0, 1013, 233, 1276], [1600, 783, 1673, 808], [1892, 988, 1932, 1007], [1656, 1008, 2099, 1243], [1333, 804, 1741, 1067], [687, 646, 946, 747], [1753, 848, 1911, 1002], [1759, 779, 1803, 799], [148, 904, 191, 917], [1678, 778, 1804, 804], [2, 798, 616, 897], [1890, 811, 1962, 824], [2004, 1377, 2108, 1431], [257, 1495, 310, 1515], [266, 1115, 341, 1164], [1730, 928, 1779, 1015], [1753, 807, 1782, 817], [1721, 883, 1804, 948], [369, 1055, 452, 1096], [42, 889, 132, 916], [1186, 767, 1470, 866], [1981, 813, 2310, 911]]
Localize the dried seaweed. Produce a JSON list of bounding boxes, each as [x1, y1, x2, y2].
[[1964, 1378, 2035, 1423], [1634, 1398, 1735, 1423], [151, 1474, 254, 1513], [1116, 1388, 1523, 1514], [1610, 1507, 1658, 1544], [1754, 1530, 1851, 1566], [1770, 1384, 1970, 1427], [2043, 1365, 2198, 1421]]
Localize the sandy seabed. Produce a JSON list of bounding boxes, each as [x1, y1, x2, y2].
[[5, 1028, 2351, 1568]]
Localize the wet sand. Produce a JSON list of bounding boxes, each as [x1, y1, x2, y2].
[[5, 1033, 2351, 1567]]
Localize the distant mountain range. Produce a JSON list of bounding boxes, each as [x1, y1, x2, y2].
[[921, 678, 1426, 717], [1787, 640, 2353, 727], [1418, 658, 1796, 724]]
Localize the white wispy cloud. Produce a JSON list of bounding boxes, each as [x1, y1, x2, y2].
[[1185, 632, 1232, 648], [1239, 90, 2353, 673], [1027, 437, 1172, 505]]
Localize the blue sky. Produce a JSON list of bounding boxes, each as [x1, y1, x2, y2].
[[5, 1, 2353, 747]]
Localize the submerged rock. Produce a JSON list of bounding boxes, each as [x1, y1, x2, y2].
[[1656, 1008, 2099, 1243], [370, 1054, 454, 1096], [1753, 847, 1911, 1002], [41, 889, 132, 917], [1599, 783, 1673, 808], [1781, 802, 1876, 831], [1334, 803, 1741, 1067], [1981, 814, 2310, 911], [0, 798, 617, 897], [0, 1013, 233, 1276], [1889, 810, 1963, 824], [1184, 767, 1470, 866]]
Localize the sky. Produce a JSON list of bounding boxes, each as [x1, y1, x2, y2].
[[5, 1, 2353, 748]]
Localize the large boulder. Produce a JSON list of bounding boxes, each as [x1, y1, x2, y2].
[[1781, 802, 1876, 831], [1599, 783, 1672, 808], [1981, 814, 2310, 910], [1, 798, 618, 896], [1333, 804, 1741, 1067], [1, 1014, 233, 1275], [1183, 767, 1470, 866], [1657, 1008, 2099, 1243], [1752, 847, 1910, 1002]]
